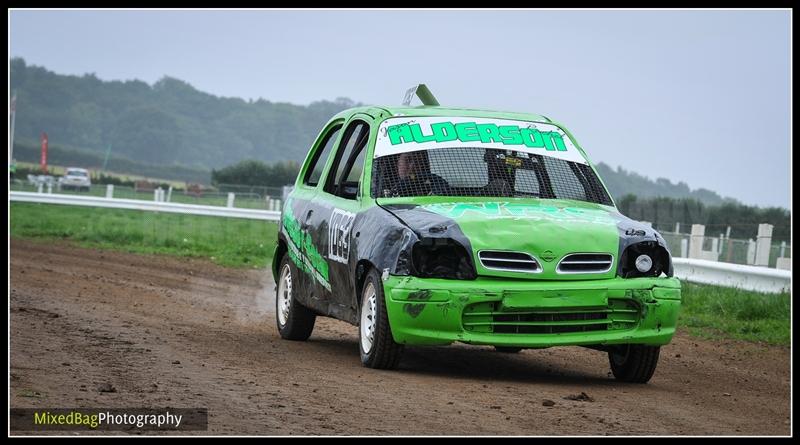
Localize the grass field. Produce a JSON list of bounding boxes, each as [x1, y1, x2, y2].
[[10, 202, 790, 345], [10, 202, 277, 268], [679, 282, 790, 346]]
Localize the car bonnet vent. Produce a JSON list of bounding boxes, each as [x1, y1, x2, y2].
[[478, 251, 540, 273], [557, 253, 613, 274]]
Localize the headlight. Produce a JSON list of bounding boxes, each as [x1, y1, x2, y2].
[[411, 237, 476, 280], [619, 241, 670, 278], [635, 254, 652, 273]]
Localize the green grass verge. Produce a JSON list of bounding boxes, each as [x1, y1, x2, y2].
[[10, 202, 277, 268], [10, 202, 790, 345], [679, 282, 790, 346]]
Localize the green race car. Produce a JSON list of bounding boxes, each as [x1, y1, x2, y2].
[[272, 85, 680, 383]]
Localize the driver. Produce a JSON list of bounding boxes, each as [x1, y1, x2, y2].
[[390, 151, 448, 197]]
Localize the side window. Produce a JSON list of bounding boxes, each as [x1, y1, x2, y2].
[[303, 124, 342, 186], [324, 120, 370, 199]]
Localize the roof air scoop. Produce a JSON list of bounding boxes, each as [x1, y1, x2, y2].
[[402, 84, 440, 106]]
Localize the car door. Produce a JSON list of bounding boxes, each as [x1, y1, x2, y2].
[[304, 116, 372, 322], [283, 120, 342, 312]]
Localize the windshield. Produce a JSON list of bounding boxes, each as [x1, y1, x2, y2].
[[371, 117, 613, 205], [66, 170, 88, 177], [372, 147, 613, 204]]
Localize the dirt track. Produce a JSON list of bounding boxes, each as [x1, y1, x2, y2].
[[9, 238, 791, 435]]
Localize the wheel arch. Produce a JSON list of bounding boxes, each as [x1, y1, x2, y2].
[[354, 259, 379, 308], [272, 237, 288, 284]]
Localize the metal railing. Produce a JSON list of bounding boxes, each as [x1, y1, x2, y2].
[[10, 191, 280, 221], [10, 180, 286, 212]]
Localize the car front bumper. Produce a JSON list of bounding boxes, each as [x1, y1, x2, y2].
[[383, 275, 681, 348]]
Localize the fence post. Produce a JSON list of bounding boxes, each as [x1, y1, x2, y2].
[[167, 186, 173, 202], [46, 182, 52, 194], [680, 238, 688, 258], [674, 222, 680, 233], [37, 182, 43, 193], [106, 184, 114, 199], [227, 192, 235, 208], [275, 199, 281, 211], [725, 226, 733, 262], [780, 241, 786, 258], [746, 239, 757, 265], [154, 188, 160, 202], [689, 224, 705, 259], [754, 223, 773, 267]]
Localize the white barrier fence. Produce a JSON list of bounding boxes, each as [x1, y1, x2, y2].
[[672, 258, 791, 294], [10, 191, 280, 222]]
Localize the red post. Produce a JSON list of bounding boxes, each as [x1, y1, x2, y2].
[[40, 132, 48, 173]]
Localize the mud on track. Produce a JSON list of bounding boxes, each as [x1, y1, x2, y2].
[[10, 238, 791, 435]]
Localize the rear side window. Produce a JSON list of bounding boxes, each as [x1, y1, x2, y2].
[[303, 124, 342, 186]]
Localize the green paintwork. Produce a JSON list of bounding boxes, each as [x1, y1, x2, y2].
[[281, 198, 330, 288], [386, 197, 623, 281], [383, 275, 681, 347]]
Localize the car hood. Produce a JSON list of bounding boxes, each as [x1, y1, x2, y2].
[[378, 198, 643, 280]]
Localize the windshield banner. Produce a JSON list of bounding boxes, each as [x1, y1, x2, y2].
[[374, 117, 587, 164]]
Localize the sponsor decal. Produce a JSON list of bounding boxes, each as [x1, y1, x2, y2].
[[375, 116, 587, 164], [387, 121, 567, 152], [423, 202, 617, 225], [282, 200, 331, 290]]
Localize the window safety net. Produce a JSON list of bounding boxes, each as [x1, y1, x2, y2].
[[371, 147, 613, 205]]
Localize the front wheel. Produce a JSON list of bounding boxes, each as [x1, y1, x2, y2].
[[608, 344, 660, 383], [275, 256, 316, 341], [359, 268, 404, 369]]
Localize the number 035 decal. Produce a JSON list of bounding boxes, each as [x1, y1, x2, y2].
[[329, 209, 356, 264]]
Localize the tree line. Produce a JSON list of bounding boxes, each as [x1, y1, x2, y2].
[[211, 160, 300, 188], [617, 194, 790, 242], [10, 57, 355, 170]]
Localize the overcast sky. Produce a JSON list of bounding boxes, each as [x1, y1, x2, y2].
[[9, 9, 792, 209]]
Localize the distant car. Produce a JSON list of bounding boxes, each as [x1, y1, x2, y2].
[[272, 85, 681, 383], [59, 168, 92, 191]]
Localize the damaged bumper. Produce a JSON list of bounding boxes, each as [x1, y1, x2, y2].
[[383, 275, 681, 348]]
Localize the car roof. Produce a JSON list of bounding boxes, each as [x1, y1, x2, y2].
[[330, 105, 552, 124]]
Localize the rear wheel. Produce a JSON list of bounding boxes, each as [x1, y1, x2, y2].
[[608, 344, 660, 383], [275, 256, 316, 341], [359, 268, 404, 369]]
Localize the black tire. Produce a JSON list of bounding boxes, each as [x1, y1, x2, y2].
[[275, 255, 316, 341], [495, 346, 523, 353], [608, 344, 660, 383], [359, 268, 404, 369]]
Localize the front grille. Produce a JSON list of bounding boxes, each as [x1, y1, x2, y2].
[[462, 298, 640, 334], [478, 250, 540, 273], [556, 253, 613, 274]]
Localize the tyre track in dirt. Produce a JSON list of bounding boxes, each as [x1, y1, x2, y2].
[[10, 238, 790, 435]]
